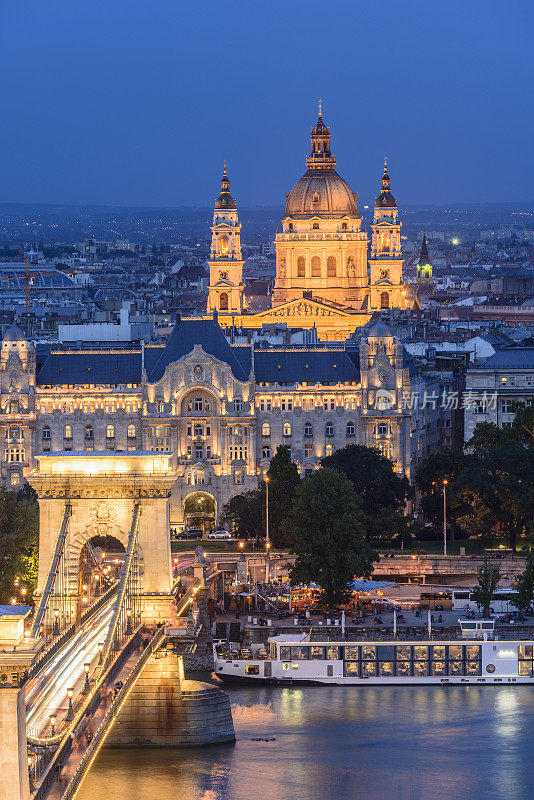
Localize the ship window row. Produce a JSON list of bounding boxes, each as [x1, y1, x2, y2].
[[278, 644, 481, 663]]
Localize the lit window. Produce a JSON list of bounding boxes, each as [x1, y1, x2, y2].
[[234, 469, 244, 485], [325, 444, 333, 457], [64, 425, 72, 439], [234, 425, 244, 436], [106, 425, 115, 438], [10, 472, 21, 487], [127, 424, 136, 438], [283, 422, 292, 437], [9, 401, 19, 414], [262, 422, 271, 437], [304, 444, 313, 458]]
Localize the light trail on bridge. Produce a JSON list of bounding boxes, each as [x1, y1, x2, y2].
[[25, 598, 115, 737]]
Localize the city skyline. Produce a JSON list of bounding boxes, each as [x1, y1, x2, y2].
[[0, 0, 532, 207]]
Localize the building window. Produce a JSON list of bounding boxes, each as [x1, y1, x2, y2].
[[127, 424, 136, 438], [85, 425, 93, 439], [325, 422, 334, 437], [323, 398, 335, 410], [297, 257, 305, 278], [259, 398, 272, 412], [474, 401, 486, 415], [283, 422, 292, 437], [262, 444, 271, 459], [195, 444, 203, 460], [106, 425, 115, 439], [234, 469, 244, 485], [311, 256, 321, 277], [194, 424, 203, 437], [501, 400, 513, 413], [10, 472, 21, 487], [42, 426, 51, 440], [288, 223, 293, 231], [304, 444, 313, 458], [341, 222, 348, 231], [233, 398, 243, 413], [327, 256, 337, 277], [262, 422, 270, 437], [64, 425, 72, 439], [304, 423, 313, 437], [281, 398, 293, 411], [5, 448, 25, 463], [312, 222, 319, 230], [9, 401, 19, 414], [346, 422, 355, 437], [377, 423, 388, 436], [234, 424, 244, 436], [8, 427, 22, 441], [380, 291, 390, 309], [219, 293, 229, 311], [156, 402, 164, 413], [325, 444, 333, 457]]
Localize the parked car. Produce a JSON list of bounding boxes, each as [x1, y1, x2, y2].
[[208, 530, 232, 540], [177, 528, 203, 540]]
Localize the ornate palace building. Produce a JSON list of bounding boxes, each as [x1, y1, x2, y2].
[[207, 109, 416, 340], [1, 317, 438, 528]]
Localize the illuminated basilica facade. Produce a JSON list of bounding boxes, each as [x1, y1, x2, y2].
[[208, 110, 413, 340]]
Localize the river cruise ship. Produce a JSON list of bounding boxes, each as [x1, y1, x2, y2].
[[214, 621, 534, 685]]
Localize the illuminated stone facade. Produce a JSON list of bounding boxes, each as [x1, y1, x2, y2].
[[0, 319, 439, 527], [206, 166, 245, 315]]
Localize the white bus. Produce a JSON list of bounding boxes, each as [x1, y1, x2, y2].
[[452, 588, 530, 614]]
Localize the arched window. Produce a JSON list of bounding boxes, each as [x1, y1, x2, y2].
[[64, 425, 72, 439], [311, 256, 321, 277], [283, 422, 292, 437], [127, 424, 136, 438], [85, 425, 93, 439], [304, 422, 313, 437], [325, 422, 334, 437], [296, 256, 305, 278], [106, 425, 115, 438], [380, 292, 390, 309], [346, 422, 355, 437], [220, 235, 229, 255], [219, 293, 229, 311], [288, 222, 293, 231], [42, 426, 51, 440], [262, 422, 270, 437], [327, 256, 337, 277], [312, 222, 319, 230]]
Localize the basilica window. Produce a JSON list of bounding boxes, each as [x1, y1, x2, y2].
[[220, 235, 229, 255], [219, 293, 229, 311], [283, 422, 292, 437], [380, 291, 390, 309], [346, 422, 355, 437], [64, 425, 72, 439], [325, 422, 334, 437], [311, 256, 321, 277], [296, 257, 305, 278], [42, 426, 51, 440], [327, 256, 337, 277], [106, 425, 115, 439], [127, 424, 136, 438], [233, 398, 243, 413], [304, 423, 313, 437], [262, 422, 270, 437]]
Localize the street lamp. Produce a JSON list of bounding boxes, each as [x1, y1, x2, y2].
[[82, 663, 91, 695], [49, 714, 56, 736], [265, 476, 270, 548], [126, 607, 132, 635], [98, 642, 104, 664], [66, 688, 74, 722], [27, 753, 34, 792], [53, 608, 59, 635], [443, 479, 448, 556]]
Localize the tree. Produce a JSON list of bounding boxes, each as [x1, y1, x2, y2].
[[0, 486, 39, 604], [513, 551, 534, 615], [220, 491, 262, 540], [415, 448, 472, 533], [261, 446, 301, 547], [322, 444, 411, 516], [284, 468, 378, 608], [470, 558, 501, 617]]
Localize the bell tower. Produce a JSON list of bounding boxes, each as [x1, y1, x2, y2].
[[416, 233, 433, 284], [207, 166, 245, 314], [368, 159, 406, 312]]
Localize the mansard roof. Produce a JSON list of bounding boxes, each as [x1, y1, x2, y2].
[[253, 346, 360, 384], [147, 317, 250, 383], [37, 349, 143, 385], [479, 346, 534, 370]]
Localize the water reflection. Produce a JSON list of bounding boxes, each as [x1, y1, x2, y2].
[[79, 685, 534, 800]]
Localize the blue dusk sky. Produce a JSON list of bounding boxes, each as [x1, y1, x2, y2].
[[0, 0, 532, 208]]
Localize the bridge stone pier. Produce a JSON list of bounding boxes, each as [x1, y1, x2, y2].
[[28, 451, 177, 624]]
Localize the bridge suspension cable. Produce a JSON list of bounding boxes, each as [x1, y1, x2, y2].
[[30, 504, 72, 639]]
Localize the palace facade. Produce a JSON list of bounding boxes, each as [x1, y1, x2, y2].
[[207, 109, 416, 340], [1, 317, 438, 528]]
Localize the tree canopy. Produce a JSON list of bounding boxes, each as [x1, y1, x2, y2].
[[285, 467, 378, 608], [0, 486, 39, 604]]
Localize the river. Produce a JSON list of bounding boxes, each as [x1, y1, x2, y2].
[[78, 684, 534, 800]]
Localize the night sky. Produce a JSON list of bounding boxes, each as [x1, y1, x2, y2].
[[0, 0, 531, 208]]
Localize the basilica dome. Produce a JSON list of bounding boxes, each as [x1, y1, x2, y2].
[[283, 111, 359, 220], [284, 171, 358, 218]]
